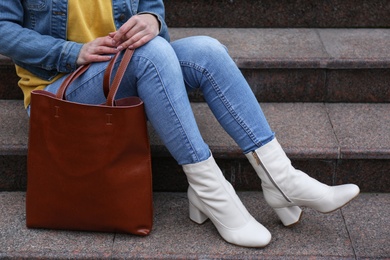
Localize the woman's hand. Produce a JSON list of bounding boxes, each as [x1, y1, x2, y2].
[[77, 36, 118, 66], [76, 14, 159, 66], [109, 14, 159, 50]]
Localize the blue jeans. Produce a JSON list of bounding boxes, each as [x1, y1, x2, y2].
[[40, 36, 275, 165]]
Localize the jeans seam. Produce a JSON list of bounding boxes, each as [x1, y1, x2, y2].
[[136, 55, 201, 163], [180, 61, 263, 148]]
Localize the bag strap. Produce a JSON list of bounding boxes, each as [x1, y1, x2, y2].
[[56, 64, 90, 100], [55, 48, 134, 106], [103, 50, 121, 98], [106, 49, 134, 106]]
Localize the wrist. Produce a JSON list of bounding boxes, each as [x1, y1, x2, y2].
[[138, 12, 161, 33]]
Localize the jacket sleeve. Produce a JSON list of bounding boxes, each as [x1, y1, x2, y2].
[[0, 1, 81, 78], [137, 0, 170, 42]]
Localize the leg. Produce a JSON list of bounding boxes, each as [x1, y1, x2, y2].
[[171, 36, 274, 154], [127, 37, 271, 246], [44, 37, 210, 165], [172, 36, 360, 226], [45, 37, 271, 247]]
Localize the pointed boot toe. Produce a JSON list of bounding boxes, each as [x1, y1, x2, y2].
[[245, 138, 360, 225], [314, 184, 360, 213], [218, 216, 272, 248]]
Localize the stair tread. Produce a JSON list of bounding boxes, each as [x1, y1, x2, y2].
[[2, 28, 390, 102], [1, 100, 389, 160], [0, 191, 389, 259], [170, 28, 390, 69], [2, 28, 390, 69]]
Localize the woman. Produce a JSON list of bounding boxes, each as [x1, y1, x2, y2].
[[0, 0, 359, 247]]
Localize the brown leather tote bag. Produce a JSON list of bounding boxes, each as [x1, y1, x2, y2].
[[26, 49, 153, 236]]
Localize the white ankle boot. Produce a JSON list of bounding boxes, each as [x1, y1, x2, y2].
[[182, 153, 271, 247], [245, 138, 360, 227]]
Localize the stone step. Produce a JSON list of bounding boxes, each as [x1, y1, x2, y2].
[[165, 0, 390, 28], [0, 192, 389, 259], [1, 100, 389, 192], [1, 28, 390, 102]]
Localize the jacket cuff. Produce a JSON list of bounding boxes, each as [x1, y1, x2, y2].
[[59, 41, 83, 73]]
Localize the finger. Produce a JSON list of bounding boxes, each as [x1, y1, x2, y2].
[[86, 54, 112, 64], [117, 25, 158, 50], [77, 54, 112, 66], [87, 37, 118, 55], [112, 19, 136, 45], [127, 34, 154, 49], [89, 54, 113, 63], [93, 45, 118, 55], [96, 36, 117, 48]]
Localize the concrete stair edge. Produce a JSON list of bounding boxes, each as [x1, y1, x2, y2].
[[1, 28, 390, 103], [2, 28, 390, 69], [1, 100, 390, 160], [1, 100, 389, 192]]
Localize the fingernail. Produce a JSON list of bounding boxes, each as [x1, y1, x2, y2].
[[116, 45, 123, 51]]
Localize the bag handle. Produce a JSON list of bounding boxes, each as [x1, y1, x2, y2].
[[105, 48, 134, 106], [56, 64, 90, 100], [56, 48, 134, 106], [103, 49, 121, 98]]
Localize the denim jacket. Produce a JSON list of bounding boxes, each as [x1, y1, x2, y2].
[[0, 0, 170, 80]]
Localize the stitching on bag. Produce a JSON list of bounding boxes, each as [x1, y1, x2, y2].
[[54, 106, 60, 118], [106, 113, 113, 125]]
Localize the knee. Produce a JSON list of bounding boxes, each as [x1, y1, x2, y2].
[[172, 36, 230, 62], [191, 36, 228, 54], [135, 36, 179, 65]]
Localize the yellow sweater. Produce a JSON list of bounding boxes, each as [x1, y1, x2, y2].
[[17, 0, 116, 107]]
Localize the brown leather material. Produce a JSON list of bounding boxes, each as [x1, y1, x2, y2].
[[26, 49, 153, 236]]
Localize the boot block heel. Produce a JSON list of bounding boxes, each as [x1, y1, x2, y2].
[[189, 201, 208, 224], [274, 206, 303, 227]]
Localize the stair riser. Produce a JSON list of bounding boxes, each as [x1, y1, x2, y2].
[[0, 65, 22, 100], [1, 155, 389, 193], [165, 0, 390, 28], [2, 68, 389, 102], [191, 68, 390, 103], [2, 28, 389, 102]]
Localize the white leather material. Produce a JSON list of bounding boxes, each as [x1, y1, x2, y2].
[[183, 154, 271, 247], [246, 139, 360, 215]]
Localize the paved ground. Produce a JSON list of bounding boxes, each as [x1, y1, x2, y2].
[[0, 192, 389, 259]]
